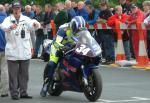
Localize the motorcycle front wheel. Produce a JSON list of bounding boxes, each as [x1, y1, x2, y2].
[[83, 69, 102, 102]]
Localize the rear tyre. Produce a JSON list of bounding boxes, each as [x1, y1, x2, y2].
[[84, 69, 102, 102], [48, 82, 63, 96]]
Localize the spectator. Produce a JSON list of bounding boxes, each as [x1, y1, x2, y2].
[[86, 5, 99, 25], [118, 0, 133, 58], [119, 0, 132, 14], [76, 1, 88, 21], [85, 4, 99, 43], [65, 0, 76, 22], [143, 1, 150, 59], [100, 0, 109, 3], [43, 4, 56, 40], [31, 4, 37, 52], [1, 2, 40, 100], [97, 2, 115, 64], [23, 5, 36, 58], [71, 1, 78, 12], [0, 4, 9, 98], [23, 5, 35, 19], [128, 3, 146, 60], [7, 4, 13, 15], [4, 3, 10, 16], [33, 5, 45, 59], [107, 5, 131, 60], [53, 5, 59, 15], [84, 0, 92, 5], [55, 2, 68, 30], [143, 1, 150, 17], [86, 5, 100, 54], [31, 4, 36, 14]]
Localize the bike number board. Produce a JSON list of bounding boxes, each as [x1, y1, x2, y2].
[[75, 44, 92, 56]]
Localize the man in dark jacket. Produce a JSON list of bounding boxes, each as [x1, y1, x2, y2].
[[32, 5, 45, 59], [43, 4, 56, 40], [119, 0, 132, 15], [65, 0, 76, 22], [86, 5, 99, 43], [97, 2, 115, 64], [0, 4, 9, 97], [71, 1, 78, 13], [86, 5, 99, 25], [55, 3, 68, 30]]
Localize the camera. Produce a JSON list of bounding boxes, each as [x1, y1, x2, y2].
[[11, 20, 16, 24], [21, 29, 25, 38]]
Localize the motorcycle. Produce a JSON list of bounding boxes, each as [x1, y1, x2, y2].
[[42, 30, 102, 102]]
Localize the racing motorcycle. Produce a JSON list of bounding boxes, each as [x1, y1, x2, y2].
[[42, 30, 102, 102]]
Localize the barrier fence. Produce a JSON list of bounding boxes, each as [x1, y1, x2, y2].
[[86, 21, 150, 70], [86, 22, 150, 30]]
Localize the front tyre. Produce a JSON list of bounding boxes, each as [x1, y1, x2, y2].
[[83, 69, 102, 102]]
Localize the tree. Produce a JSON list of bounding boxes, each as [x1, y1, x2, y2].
[[0, 0, 144, 8]]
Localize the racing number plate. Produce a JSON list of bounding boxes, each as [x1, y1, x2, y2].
[[75, 44, 91, 56]]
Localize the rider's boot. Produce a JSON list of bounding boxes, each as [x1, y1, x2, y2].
[[40, 61, 57, 97], [40, 77, 52, 97]]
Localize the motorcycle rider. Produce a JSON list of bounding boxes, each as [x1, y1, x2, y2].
[[40, 16, 87, 97]]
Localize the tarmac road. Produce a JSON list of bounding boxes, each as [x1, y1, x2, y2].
[[0, 60, 150, 103]]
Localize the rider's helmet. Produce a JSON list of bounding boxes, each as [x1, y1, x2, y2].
[[70, 16, 86, 34]]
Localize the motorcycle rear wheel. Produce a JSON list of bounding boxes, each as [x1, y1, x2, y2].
[[48, 82, 63, 96]]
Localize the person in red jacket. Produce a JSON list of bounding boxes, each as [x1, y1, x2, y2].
[[107, 5, 129, 26], [128, 3, 146, 60], [107, 5, 131, 60]]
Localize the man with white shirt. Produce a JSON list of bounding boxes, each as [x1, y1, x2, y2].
[[1, 2, 40, 100]]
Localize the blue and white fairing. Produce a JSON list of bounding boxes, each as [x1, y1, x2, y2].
[[74, 30, 102, 57]]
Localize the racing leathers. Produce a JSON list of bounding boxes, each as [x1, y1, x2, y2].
[[40, 23, 78, 96]]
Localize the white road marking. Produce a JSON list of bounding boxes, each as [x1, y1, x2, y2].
[[31, 59, 44, 62], [99, 97, 150, 103], [132, 97, 150, 101]]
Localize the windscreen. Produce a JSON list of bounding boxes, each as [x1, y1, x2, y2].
[[76, 30, 102, 56]]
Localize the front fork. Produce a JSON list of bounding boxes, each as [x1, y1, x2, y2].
[[81, 65, 88, 86], [81, 64, 99, 87]]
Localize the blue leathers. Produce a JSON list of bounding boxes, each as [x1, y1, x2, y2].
[[40, 23, 77, 97], [40, 16, 86, 97]]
